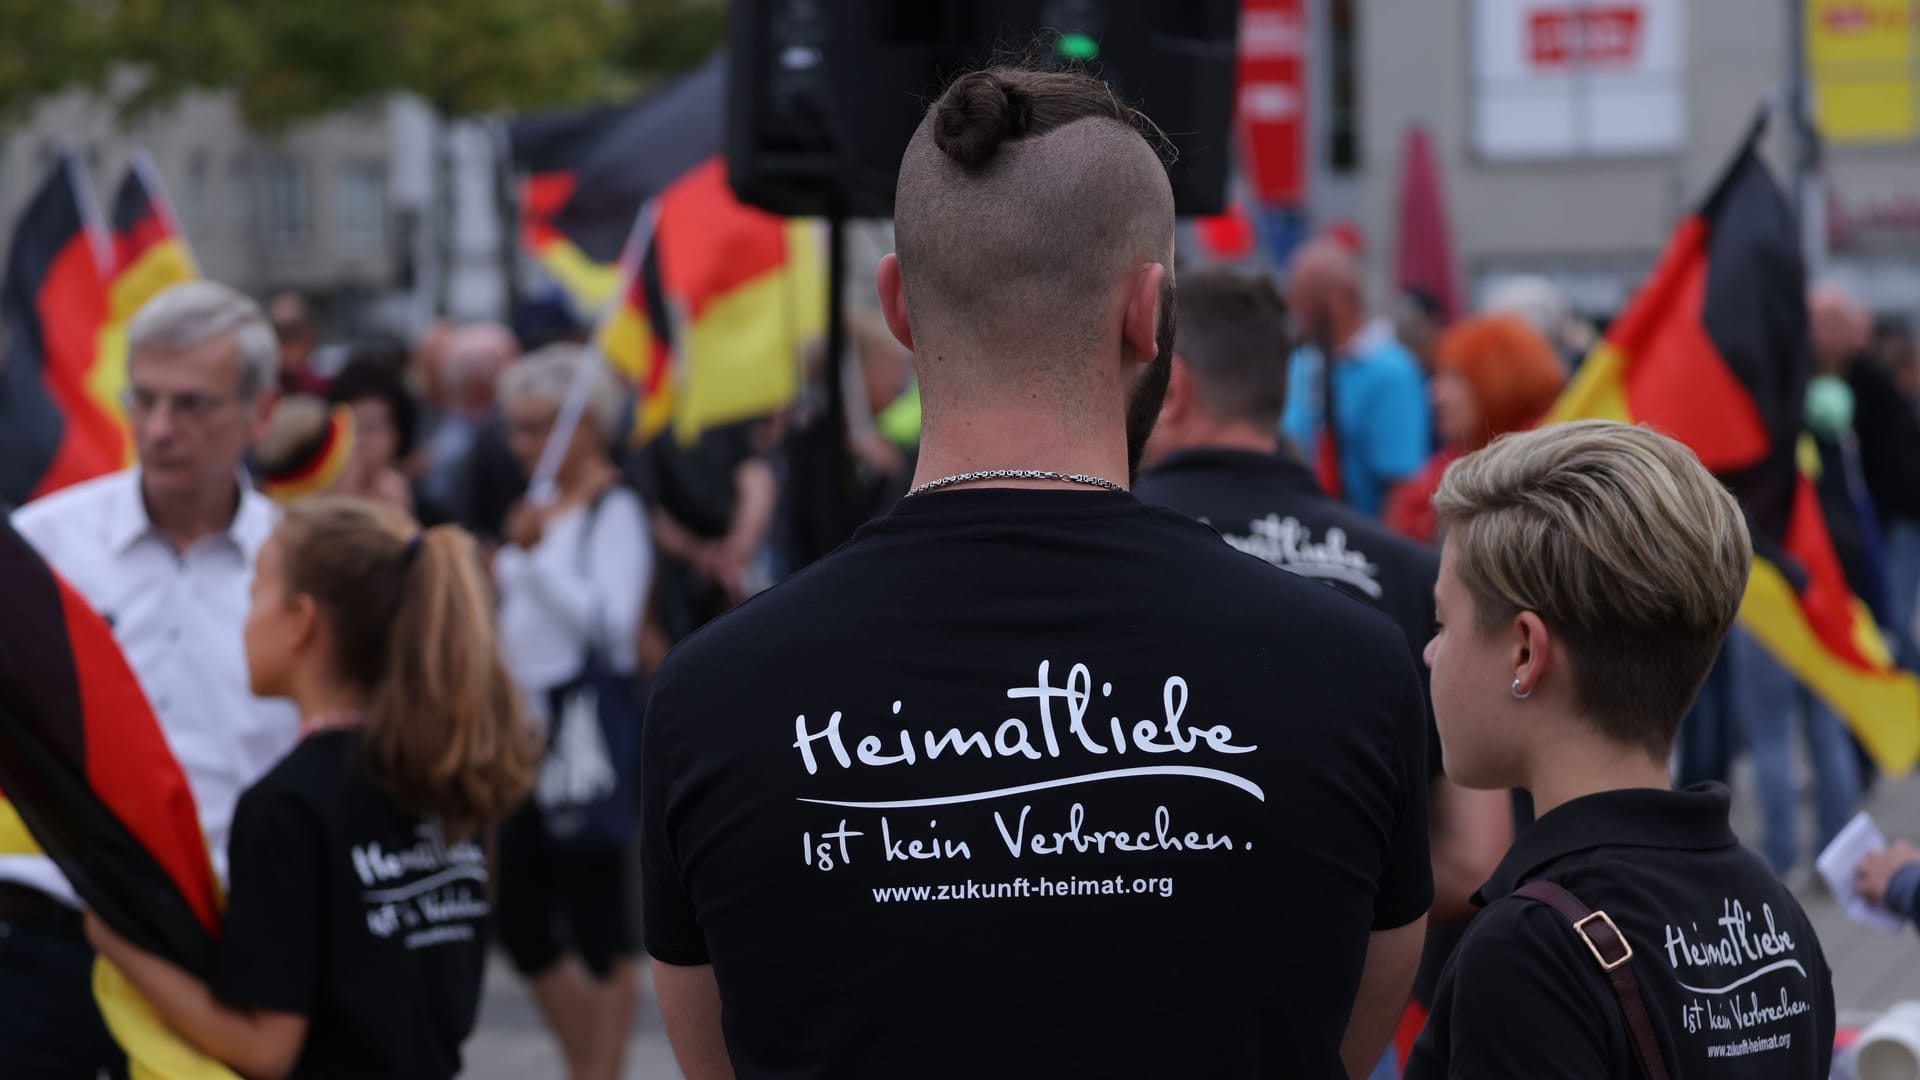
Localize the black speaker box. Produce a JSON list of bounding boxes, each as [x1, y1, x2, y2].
[[726, 0, 1240, 218]]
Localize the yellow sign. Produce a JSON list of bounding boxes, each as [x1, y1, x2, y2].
[[1807, 0, 1916, 142]]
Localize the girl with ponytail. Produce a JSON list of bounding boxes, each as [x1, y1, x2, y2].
[[85, 496, 538, 1080]]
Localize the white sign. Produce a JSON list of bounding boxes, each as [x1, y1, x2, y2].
[[1473, 0, 1687, 160]]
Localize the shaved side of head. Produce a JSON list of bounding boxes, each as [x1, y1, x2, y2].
[[892, 68, 1176, 418]]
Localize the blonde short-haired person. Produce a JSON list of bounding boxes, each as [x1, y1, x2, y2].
[[1405, 421, 1836, 1079]]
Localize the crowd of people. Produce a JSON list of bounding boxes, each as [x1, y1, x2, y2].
[[5, 58, 1920, 1080]]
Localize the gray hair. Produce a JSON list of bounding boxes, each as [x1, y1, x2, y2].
[[127, 280, 280, 396], [497, 343, 629, 447]]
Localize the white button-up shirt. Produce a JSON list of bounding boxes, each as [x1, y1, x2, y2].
[[6, 468, 299, 907]]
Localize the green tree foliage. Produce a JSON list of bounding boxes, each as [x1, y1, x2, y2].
[[0, 2, 118, 123], [0, 0, 728, 125]]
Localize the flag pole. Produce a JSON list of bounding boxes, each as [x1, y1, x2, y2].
[[60, 149, 113, 284], [526, 199, 659, 505]]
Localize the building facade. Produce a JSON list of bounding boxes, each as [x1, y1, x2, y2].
[[0, 87, 509, 339], [1304, 0, 1920, 320]]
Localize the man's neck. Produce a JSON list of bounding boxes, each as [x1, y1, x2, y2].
[[1318, 313, 1368, 355], [1167, 421, 1279, 459], [144, 476, 242, 553], [911, 402, 1130, 492], [1523, 719, 1672, 819]]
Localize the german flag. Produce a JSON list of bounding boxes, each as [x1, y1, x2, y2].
[[597, 159, 825, 445], [595, 203, 676, 444], [0, 152, 114, 507], [0, 521, 236, 1079], [510, 54, 723, 316], [515, 54, 824, 444], [1546, 115, 1920, 776], [95, 153, 198, 446]]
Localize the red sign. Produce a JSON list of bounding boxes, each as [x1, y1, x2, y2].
[[1237, 0, 1305, 205], [1527, 4, 1644, 68]]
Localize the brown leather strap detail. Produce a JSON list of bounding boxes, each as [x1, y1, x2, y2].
[[1513, 880, 1672, 1080]]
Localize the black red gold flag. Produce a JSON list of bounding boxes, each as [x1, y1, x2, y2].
[[0, 152, 114, 506], [509, 53, 723, 313], [99, 152, 199, 414], [0, 519, 236, 1078], [1547, 115, 1920, 775]]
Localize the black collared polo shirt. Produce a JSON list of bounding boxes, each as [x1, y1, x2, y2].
[[1406, 784, 1835, 1079], [1136, 449, 1439, 663]]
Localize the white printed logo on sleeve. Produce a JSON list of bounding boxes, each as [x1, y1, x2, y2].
[[1666, 899, 1815, 1060], [352, 823, 489, 949], [1209, 514, 1383, 599], [791, 660, 1261, 903]]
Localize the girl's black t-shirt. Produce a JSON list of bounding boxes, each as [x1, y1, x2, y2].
[[1406, 785, 1835, 1079], [211, 730, 490, 1080]]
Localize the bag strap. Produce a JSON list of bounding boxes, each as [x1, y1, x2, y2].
[[1511, 880, 1672, 1080], [572, 489, 614, 655]]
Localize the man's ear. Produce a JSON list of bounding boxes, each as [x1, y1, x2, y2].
[[1122, 261, 1167, 366], [246, 386, 280, 447], [876, 254, 915, 353]]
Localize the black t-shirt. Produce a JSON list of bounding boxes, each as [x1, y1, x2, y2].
[[211, 731, 491, 1080], [641, 487, 1432, 1079], [1406, 785, 1835, 1080], [1138, 447, 1460, 1002], [633, 421, 762, 641]]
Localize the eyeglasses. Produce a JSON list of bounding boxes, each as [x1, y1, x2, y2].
[[123, 387, 240, 424]]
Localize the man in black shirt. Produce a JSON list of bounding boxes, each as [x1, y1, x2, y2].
[[1135, 269, 1437, 662], [641, 66, 1433, 1079], [1134, 267, 1512, 1023]]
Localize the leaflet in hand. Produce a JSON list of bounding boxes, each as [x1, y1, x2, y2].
[[1816, 811, 1906, 934]]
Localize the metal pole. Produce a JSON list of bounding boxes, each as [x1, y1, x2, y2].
[[1788, 0, 1827, 278], [526, 201, 659, 505], [822, 209, 852, 540]]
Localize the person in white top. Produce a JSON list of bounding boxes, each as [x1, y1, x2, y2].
[[491, 343, 653, 1080], [6, 280, 299, 1079]]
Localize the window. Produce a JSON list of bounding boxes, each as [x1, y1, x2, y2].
[[263, 158, 310, 244], [332, 160, 386, 253], [1326, 0, 1361, 173], [1473, 0, 1686, 160], [229, 156, 256, 231]]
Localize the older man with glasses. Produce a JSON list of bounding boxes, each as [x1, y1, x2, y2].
[[6, 280, 298, 1079]]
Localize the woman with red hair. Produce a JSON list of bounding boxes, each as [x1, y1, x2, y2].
[[1386, 315, 1567, 544]]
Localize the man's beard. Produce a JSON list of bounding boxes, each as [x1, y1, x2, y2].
[[1124, 276, 1177, 482]]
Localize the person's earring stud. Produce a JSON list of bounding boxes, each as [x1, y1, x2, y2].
[[1511, 678, 1532, 700]]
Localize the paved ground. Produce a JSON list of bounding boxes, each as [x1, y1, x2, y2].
[[463, 766, 1920, 1079], [465, 959, 678, 1079]]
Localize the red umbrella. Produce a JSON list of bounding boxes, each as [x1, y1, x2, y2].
[[1394, 124, 1461, 323]]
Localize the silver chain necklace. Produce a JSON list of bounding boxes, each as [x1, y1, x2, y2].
[[908, 469, 1124, 497]]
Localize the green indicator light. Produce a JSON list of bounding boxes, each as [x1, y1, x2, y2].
[[1056, 32, 1100, 61]]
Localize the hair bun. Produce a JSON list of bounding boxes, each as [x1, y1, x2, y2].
[[933, 72, 1032, 170]]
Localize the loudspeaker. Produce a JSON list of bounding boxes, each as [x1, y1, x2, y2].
[[726, 0, 1240, 218]]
